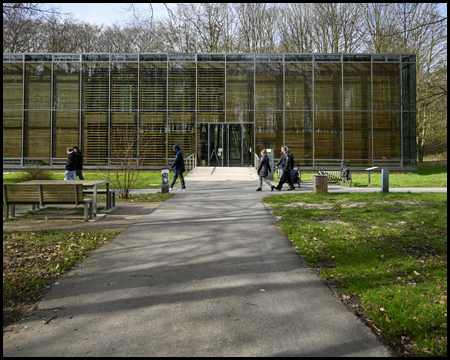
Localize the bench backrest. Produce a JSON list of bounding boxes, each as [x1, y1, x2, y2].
[[3, 183, 85, 206]]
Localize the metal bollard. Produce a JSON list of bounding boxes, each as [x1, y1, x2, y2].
[[161, 169, 169, 194], [381, 168, 389, 192]]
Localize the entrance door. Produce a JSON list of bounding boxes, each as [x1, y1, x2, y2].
[[205, 123, 253, 166]]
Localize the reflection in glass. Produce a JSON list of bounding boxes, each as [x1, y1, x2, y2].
[[24, 111, 51, 158], [255, 63, 283, 110], [3, 63, 23, 109], [169, 63, 196, 110], [111, 63, 138, 110], [314, 63, 342, 110], [343, 63, 371, 110], [402, 63, 416, 111], [3, 111, 22, 157], [82, 63, 109, 110], [197, 62, 225, 111], [82, 111, 109, 164], [54, 63, 80, 109], [111, 112, 137, 159], [314, 112, 342, 159], [373, 64, 401, 110], [343, 112, 371, 162], [168, 112, 195, 155], [139, 112, 166, 163], [285, 111, 313, 165], [373, 112, 401, 159], [25, 63, 52, 109], [255, 111, 283, 158], [285, 63, 313, 110], [226, 62, 254, 110], [52, 111, 79, 157], [402, 112, 417, 166], [140, 63, 167, 110]]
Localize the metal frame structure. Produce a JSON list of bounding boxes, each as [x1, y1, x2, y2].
[[3, 53, 417, 170]]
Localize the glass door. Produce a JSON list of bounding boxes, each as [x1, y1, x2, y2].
[[209, 124, 223, 166], [228, 124, 242, 166]]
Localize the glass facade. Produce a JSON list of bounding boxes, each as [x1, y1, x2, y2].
[[2, 53, 417, 169]]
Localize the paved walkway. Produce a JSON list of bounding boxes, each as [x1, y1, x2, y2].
[[4, 167, 445, 356]]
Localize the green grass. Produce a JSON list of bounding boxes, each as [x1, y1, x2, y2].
[[3, 170, 188, 189], [264, 192, 447, 356], [298, 165, 447, 187], [4, 165, 447, 188], [3, 230, 118, 324]]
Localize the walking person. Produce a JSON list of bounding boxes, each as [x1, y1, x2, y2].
[[286, 146, 294, 184], [274, 146, 295, 191], [73, 146, 84, 180], [64, 147, 77, 180], [169, 144, 186, 191], [256, 149, 274, 191]]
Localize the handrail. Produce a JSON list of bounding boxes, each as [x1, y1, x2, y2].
[[185, 153, 197, 171], [254, 154, 260, 171]]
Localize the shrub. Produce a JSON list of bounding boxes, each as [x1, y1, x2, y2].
[[17, 165, 55, 182]]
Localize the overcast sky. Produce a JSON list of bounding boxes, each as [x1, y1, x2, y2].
[[47, 3, 171, 26]]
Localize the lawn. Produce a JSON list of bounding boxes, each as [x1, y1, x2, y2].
[[298, 165, 447, 188], [4, 165, 446, 188], [264, 192, 447, 356]]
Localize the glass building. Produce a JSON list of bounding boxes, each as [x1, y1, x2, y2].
[[3, 53, 417, 170]]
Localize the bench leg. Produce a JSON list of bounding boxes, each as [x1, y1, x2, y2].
[[84, 201, 93, 221], [8, 204, 16, 218], [112, 191, 115, 207]]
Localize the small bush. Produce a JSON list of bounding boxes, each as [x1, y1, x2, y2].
[[17, 165, 55, 182]]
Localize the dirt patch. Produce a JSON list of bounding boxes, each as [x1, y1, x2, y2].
[[283, 202, 333, 210], [3, 203, 162, 232]]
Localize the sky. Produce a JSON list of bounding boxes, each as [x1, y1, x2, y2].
[[47, 3, 171, 26]]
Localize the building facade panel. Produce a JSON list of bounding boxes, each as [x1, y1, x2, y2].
[[2, 53, 417, 169]]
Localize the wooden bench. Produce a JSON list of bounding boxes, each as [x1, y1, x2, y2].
[[82, 189, 117, 209], [319, 170, 341, 184], [3, 183, 93, 221]]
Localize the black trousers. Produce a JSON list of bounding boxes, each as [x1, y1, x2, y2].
[[76, 169, 84, 180], [170, 172, 185, 189], [276, 169, 294, 189]]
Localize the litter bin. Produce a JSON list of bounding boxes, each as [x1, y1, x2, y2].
[[161, 169, 169, 194], [381, 168, 389, 192], [314, 175, 328, 194]]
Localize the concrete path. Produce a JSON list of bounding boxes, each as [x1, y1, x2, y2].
[[6, 166, 444, 356]]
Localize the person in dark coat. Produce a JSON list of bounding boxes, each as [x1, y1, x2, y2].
[[169, 144, 186, 191], [274, 146, 295, 191], [64, 147, 77, 180], [256, 149, 274, 191], [73, 146, 84, 180]]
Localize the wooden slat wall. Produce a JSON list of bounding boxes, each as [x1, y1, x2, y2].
[[139, 112, 166, 159], [111, 63, 138, 110], [110, 112, 137, 157], [314, 112, 342, 159], [168, 63, 196, 110], [3, 63, 23, 109], [255, 63, 283, 110], [54, 63, 80, 109], [254, 111, 283, 157], [82, 63, 109, 110], [197, 63, 225, 111], [373, 64, 401, 111], [140, 63, 167, 110], [285, 63, 313, 111], [52, 111, 79, 157], [24, 111, 51, 158], [285, 111, 313, 164], [314, 63, 342, 111], [168, 112, 195, 155], [25, 63, 52, 109], [343, 112, 371, 160], [3, 111, 22, 157], [226, 63, 254, 110], [373, 112, 401, 159], [83, 112, 108, 162]]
